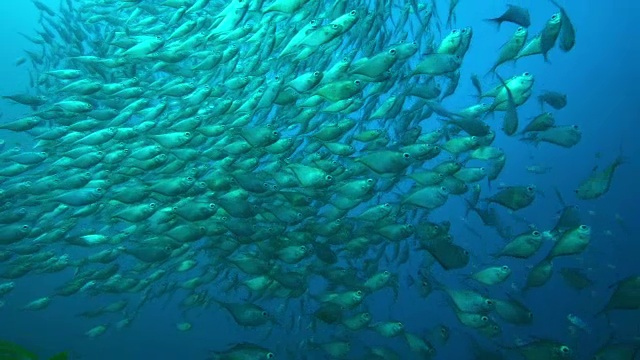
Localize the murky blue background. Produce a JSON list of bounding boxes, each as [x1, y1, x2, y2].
[[0, 1, 638, 359]]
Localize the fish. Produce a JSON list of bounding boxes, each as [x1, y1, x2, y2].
[[597, 275, 640, 314], [575, 153, 625, 200], [538, 90, 567, 110], [549, 0, 576, 52]]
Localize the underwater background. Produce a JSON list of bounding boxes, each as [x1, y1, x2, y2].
[[0, 0, 639, 359]]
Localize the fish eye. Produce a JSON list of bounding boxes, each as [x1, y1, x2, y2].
[[402, 152, 410, 159], [353, 80, 361, 86], [560, 346, 570, 353], [187, 177, 194, 182], [155, 36, 162, 40], [579, 225, 588, 230], [463, 249, 469, 255], [551, 14, 558, 19], [21, 225, 29, 230], [149, 203, 156, 208], [461, 28, 467, 33], [262, 311, 268, 317], [517, 27, 524, 31], [501, 265, 509, 270], [572, 125, 579, 129], [331, 24, 339, 29], [209, 203, 216, 209], [366, 178, 374, 184], [184, 132, 191, 137], [266, 353, 274, 359], [310, 20, 317, 26], [313, 71, 320, 76], [527, 186, 534, 191], [388, 48, 396, 55], [440, 186, 447, 192], [481, 316, 488, 322], [96, 187, 103, 193], [532, 230, 541, 236], [383, 271, 389, 275], [272, 131, 278, 136], [356, 290, 362, 296], [523, 72, 530, 76], [325, 175, 333, 181], [350, 10, 356, 15], [397, 322, 404, 327], [383, 203, 390, 208], [452, 29, 458, 33], [485, 299, 494, 305]]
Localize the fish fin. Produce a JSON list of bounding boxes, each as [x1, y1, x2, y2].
[[553, 187, 567, 207]]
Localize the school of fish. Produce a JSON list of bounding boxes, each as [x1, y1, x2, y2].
[[0, 0, 637, 359]]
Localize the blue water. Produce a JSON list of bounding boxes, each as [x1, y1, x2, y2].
[[1, 0, 639, 359]]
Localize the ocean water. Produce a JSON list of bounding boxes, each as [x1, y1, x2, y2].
[[0, 0, 639, 359]]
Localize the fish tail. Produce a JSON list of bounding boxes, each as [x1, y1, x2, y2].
[[463, 198, 476, 217], [614, 142, 627, 167], [483, 18, 501, 31]]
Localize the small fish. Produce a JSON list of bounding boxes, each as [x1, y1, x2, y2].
[[538, 90, 567, 110], [566, 313, 591, 333], [526, 164, 552, 174], [485, 4, 531, 29]]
